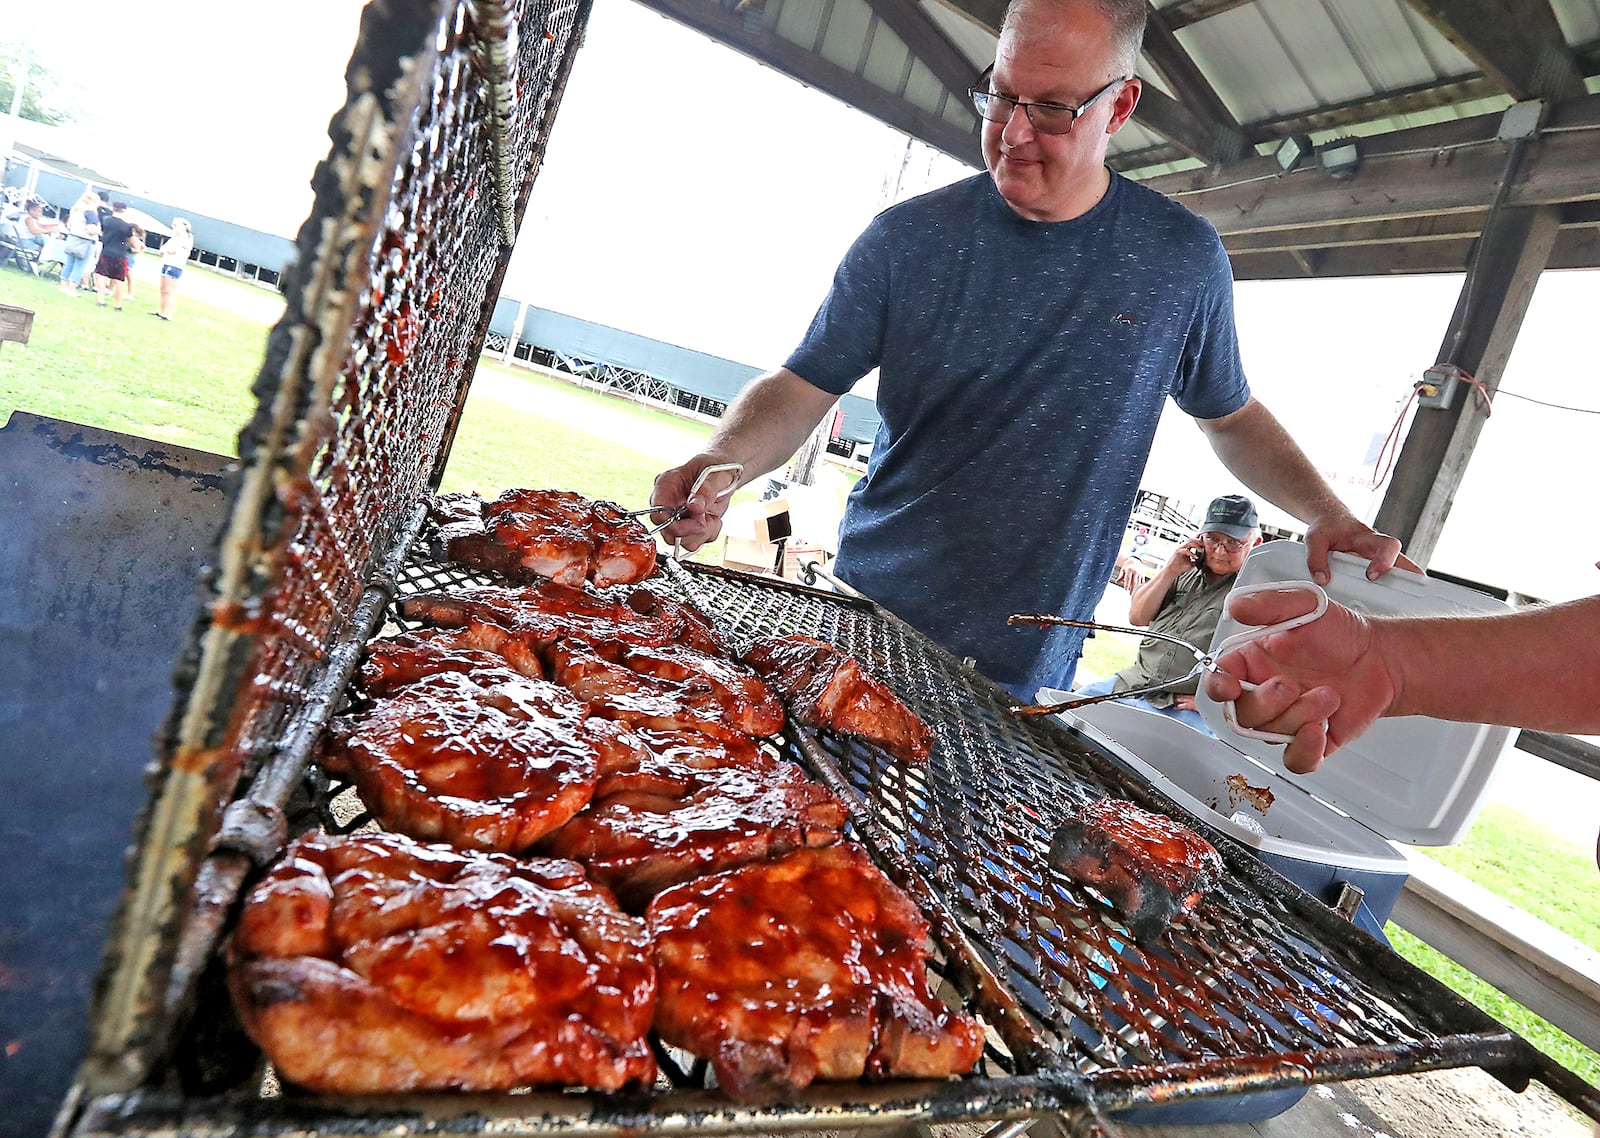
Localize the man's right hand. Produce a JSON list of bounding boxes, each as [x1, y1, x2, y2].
[[1202, 588, 1399, 773], [650, 456, 744, 552]]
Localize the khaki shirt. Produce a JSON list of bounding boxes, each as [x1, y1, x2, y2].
[[1110, 567, 1237, 708]]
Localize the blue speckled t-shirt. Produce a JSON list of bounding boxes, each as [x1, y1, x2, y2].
[[784, 171, 1250, 692]]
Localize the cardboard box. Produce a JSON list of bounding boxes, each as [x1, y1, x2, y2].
[[722, 534, 779, 575]]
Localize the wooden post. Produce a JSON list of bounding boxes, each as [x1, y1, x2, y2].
[[1372, 203, 1561, 566]]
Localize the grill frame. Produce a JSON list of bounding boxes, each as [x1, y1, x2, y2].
[[54, 0, 1600, 1130]]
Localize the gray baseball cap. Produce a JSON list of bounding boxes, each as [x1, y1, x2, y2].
[[1202, 495, 1258, 540]]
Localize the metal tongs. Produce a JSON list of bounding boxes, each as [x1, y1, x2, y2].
[[1007, 583, 1330, 745], [622, 462, 743, 537]]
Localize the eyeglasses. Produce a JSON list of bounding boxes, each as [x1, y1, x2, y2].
[[1202, 533, 1247, 553], [967, 65, 1127, 135]]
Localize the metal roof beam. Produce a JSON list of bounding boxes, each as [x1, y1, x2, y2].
[[634, 0, 982, 162], [1241, 75, 1504, 143], [1161, 0, 1256, 32], [1225, 213, 1487, 254], [1229, 224, 1600, 278], [862, 0, 985, 102], [1114, 76, 1507, 176], [1138, 6, 1247, 163], [1402, 0, 1586, 101], [927, 0, 1004, 36], [1130, 84, 1245, 166]]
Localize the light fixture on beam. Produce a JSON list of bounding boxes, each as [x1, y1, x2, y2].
[[1273, 134, 1313, 173], [1316, 137, 1361, 181]]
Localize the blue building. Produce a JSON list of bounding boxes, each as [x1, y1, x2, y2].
[[486, 299, 881, 453]]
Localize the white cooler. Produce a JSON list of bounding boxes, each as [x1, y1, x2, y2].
[[1046, 543, 1517, 940]]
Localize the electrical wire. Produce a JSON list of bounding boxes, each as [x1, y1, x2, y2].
[[1458, 370, 1494, 415], [1493, 389, 1600, 415], [1369, 387, 1420, 491]]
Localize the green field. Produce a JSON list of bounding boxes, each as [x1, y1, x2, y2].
[[3, 260, 1595, 1090]]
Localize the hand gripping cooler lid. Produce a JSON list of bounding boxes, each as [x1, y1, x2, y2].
[[1196, 544, 1515, 846]]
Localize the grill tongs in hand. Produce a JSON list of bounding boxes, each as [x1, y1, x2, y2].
[[1007, 583, 1329, 744], [620, 463, 743, 536]]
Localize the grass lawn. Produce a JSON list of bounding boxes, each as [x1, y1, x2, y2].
[[6, 260, 1597, 1093], [0, 263, 265, 453], [1390, 803, 1600, 1086], [1079, 633, 1137, 680]]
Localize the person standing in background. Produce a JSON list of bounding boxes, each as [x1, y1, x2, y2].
[[155, 218, 194, 321], [58, 189, 104, 296], [124, 224, 146, 300], [93, 201, 135, 310]]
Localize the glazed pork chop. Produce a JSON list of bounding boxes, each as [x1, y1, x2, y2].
[[741, 634, 933, 764], [431, 488, 656, 588], [402, 580, 726, 658], [1048, 797, 1222, 941], [228, 831, 656, 1093], [647, 842, 984, 1101], [541, 730, 848, 910], [320, 669, 602, 853]]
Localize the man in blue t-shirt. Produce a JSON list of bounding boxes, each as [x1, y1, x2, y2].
[[653, 0, 1406, 698]]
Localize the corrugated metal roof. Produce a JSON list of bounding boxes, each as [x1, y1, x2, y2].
[[637, 0, 1600, 278]]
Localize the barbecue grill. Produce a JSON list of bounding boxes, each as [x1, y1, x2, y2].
[[34, 0, 1600, 1134]]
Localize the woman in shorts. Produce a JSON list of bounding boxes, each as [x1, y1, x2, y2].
[[156, 218, 194, 321]]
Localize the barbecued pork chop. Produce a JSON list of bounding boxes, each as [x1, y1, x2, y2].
[[321, 669, 603, 853], [541, 730, 848, 910], [1048, 797, 1222, 941], [402, 580, 726, 657], [741, 634, 933, 764], [229, 831, 656, 1093], [547, 639, 777, 743], [647, 842, 984, 1101], [430, 488, 656, 588], [359, 626, 544, 696]]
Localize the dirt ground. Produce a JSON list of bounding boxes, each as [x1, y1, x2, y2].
[[1345, 1066, 1593, 1138]]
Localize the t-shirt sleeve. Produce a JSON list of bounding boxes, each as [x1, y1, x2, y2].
[[782, 217, 891, 396], [1170, 232, 1251, 421]]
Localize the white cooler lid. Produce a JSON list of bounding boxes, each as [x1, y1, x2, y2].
[[1195, 544, 1515, 846]]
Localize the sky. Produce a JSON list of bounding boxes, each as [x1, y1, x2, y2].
[[7, 0, 1597, 601]]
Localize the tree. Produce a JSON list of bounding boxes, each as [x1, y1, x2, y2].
[[0, 42, 86, 127]]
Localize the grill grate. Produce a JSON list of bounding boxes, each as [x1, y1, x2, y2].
[[642, 561, 1537, 1101]]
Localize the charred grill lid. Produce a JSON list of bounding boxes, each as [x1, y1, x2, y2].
[[56, 0, 1600, 1132]]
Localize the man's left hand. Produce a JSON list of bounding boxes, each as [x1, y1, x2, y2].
[[1303, 514, 1418, 586], [1173, 694, 1198, 712]]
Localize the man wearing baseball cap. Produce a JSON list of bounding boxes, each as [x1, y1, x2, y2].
[[1078, 494, 1262, 733]]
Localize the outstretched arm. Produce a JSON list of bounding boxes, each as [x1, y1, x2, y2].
[[651, 367, 841, 551], [1203, 590, 1600, 773], [1195, 398, 1410, 585]]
